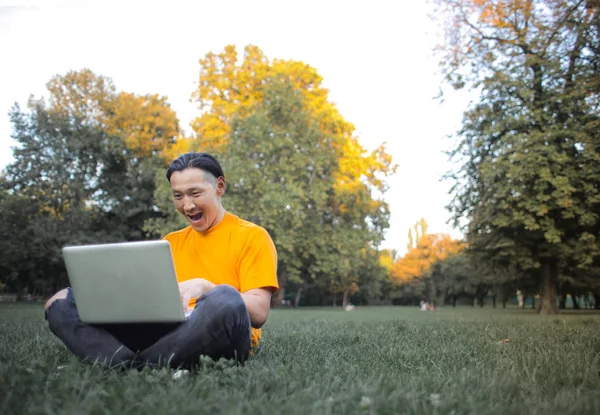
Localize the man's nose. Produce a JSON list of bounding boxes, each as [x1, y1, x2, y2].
[[183, 197, 195, 211]]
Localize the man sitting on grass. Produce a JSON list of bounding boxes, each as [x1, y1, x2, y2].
[[44, 152, 279, 369]]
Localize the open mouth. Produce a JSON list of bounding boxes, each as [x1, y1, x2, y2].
[[187, 212, 204, 223]]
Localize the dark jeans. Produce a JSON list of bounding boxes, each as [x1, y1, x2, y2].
[[45, 284, 252, 369]]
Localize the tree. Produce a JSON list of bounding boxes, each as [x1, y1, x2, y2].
[[2, 69, 180, 295], [0, 184, 44, 296], [222, 80, 340, 305], [437, 250, 518, 307], [391, 219, 465, 304], [183, 44, 395, 226], [437, 253, 479, 306], [351, 247, 395, 305], [435, 0, 600, 314], [379, 248, 398, 273], [44, 70, 181, 240], [152, 45, 395, 303], [407, 218, 428, 251], [5, 99, 106, 218], [392, 230, 464, 283], [106, 92, 179, 159]]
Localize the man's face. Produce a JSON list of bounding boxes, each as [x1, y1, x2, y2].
[[170, 168, 226, 232]]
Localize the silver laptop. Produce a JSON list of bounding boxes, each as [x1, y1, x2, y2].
[[62, 240, 186, 324]]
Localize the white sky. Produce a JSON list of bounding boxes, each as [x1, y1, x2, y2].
[[0, 0, 472, 254]]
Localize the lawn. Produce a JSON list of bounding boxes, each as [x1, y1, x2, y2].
[[1, 304, 599, 415]]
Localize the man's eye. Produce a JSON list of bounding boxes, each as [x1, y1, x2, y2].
[[192, 192, 201, 196], [174, 194, 182, 199]]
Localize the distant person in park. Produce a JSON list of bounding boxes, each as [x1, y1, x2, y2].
[[44, 152, 279, 369], [419, 300, 435, 311]]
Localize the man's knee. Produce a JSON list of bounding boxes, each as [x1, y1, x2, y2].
[[197, 285, 248, 325], [207, 285, 246, 311], [211, 284, 241, 298], [44, 288, 69, 311]]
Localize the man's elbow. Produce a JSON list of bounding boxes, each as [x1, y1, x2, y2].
[[242, 288, 274, 329], [250, 308, 269, 329]]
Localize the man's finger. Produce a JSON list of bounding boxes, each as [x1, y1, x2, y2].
[[182, 294, 191, 309]]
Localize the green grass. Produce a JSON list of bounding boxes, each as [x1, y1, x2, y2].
[[1, 304, 599, 415]]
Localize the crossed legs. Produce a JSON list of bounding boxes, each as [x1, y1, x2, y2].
[[45, 285, 252, 369]]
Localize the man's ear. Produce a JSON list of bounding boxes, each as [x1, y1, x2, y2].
[[216, 176, 226, 196]]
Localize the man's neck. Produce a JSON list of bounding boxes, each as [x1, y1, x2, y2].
[[214, 206, 226, 226], [203, 206, 226, 233]]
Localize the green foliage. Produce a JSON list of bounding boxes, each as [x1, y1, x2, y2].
[[148, 79, 392, 306], [223, 81, 339, 286], [2, 52, 396, 306], [0, 184, 107, 295], [141, 167, 189, 238], [0, 70, 179, 294], [436, 0, 600, 313]]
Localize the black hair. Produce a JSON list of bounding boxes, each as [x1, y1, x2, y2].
[[166, 152, 225, 182]]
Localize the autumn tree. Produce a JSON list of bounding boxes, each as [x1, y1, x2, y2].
[[407, 218, 428, 251], [391, 219, 464, 303], [379, 249, 398, 273], [2, 69, 180, 294], [183, 45, 394, 227], [435, 0, 600, 313], [47, 70, 179, 239], [151, 45, 395, 303], [223, 80, 340, 305]]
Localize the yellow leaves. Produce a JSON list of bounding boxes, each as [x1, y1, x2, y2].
[[378, 249, 395, 272], [162, 137, 196, 164], [107, 92, 180, 159], [470, 0, 533, 29], [192, 45, 270, 150], [192, 44, 396, 218], [391, 229, 464, 284], [190, 112, 230, 152], [46, 69, 115, 125], [478, 1, 508, 27], [46, 69, 180, 163], [193, 44, 334, 150]]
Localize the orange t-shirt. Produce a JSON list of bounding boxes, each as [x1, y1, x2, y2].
[[163, 211, 278, 349]]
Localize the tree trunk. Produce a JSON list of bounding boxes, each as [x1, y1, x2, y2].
[[480, 296, 485, 307], [522, 296, 527, 309], [429, 278, 437, 307], [594, 293, 600, 310], [571, 294, 580, 310], [15, 284, 24, 302], [492, 295, 496, 308], [502, 300, 506, 309], [559, 294, 567, 309], [272, 287, 285, 308], [342, 290, 350, 309], [538, 259, 559, 314], [531, 296, 536, 310], [294, 287, 303, 308], [452, 296, 457, 307], [272, 271, 286, 308], [332, 294, 337, 307]]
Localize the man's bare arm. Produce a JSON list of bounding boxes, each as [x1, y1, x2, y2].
[[241, 288, 273, 328], [178, 280, 273, 328]]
